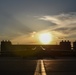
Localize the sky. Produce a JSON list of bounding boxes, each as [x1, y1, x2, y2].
[[0, 0, 76, 44]]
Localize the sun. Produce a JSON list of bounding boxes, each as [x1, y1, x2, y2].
[[39, 32, 52, 44]]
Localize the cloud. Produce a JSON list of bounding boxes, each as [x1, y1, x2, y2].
[[39, 12, 76, 40], [12, 32, 38, 44], [1, 12, 76, 44], [40, 13, 76, 26]]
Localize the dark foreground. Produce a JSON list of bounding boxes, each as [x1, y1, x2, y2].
[[0, 57, 37, 75], [44, 58, 76, 75], [0, 57, 76, 75]]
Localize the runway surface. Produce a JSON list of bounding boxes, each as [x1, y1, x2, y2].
[[0, 57, 37, 75], [44, 58, 76, 75], [0, 57, 76, 75]]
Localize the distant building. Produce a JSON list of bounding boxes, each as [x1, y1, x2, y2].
[[73, 41, 76, 50], [60, 40, 71, 50], [1, 40, 72, 51], [1, 40, 12, 55], [0, 40, 72, 57]]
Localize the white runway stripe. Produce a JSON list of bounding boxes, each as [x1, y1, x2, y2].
[[34, 60, 46, 75], [41, 60, 46, 75]]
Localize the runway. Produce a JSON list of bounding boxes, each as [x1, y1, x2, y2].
[[44, 58, 76, 75], [0, 57, 37, 75], [0, 57, 76, 75], [34, 60, 46, 75]]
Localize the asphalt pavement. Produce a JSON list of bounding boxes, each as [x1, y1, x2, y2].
[[44, 58, 76, 75], [0, 57, 76, 75], [0, 57, 37, 75]]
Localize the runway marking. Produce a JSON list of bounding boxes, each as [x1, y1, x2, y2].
[[34, 60, 46, 75]]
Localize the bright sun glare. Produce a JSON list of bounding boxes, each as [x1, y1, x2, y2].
[[39, 32, 52, 44]]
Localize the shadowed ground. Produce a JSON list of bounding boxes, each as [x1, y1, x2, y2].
[[0, 57, 37, 75], [0, 57, 76, 75], [44, 58, 76, 75]]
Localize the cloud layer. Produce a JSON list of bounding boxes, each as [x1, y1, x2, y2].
[[11, 12, 76, 44], [1, 12, 76, 44], [39, 12, 76, 41]]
